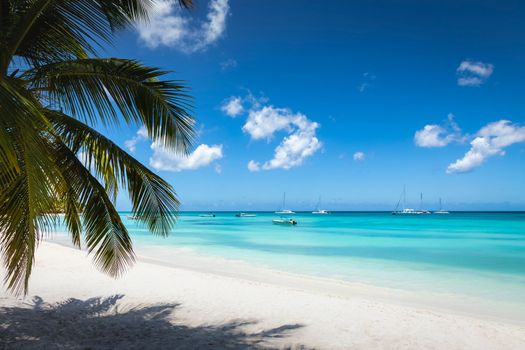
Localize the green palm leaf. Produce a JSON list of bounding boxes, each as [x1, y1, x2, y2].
[[0, 0, 195, 294], [27, 58, 194, 153], [48, 110, 179, 236]]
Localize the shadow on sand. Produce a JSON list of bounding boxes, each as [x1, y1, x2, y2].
[[0, 295, 309, 350]]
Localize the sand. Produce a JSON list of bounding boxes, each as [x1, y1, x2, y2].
[[1, 242, 524, 349]]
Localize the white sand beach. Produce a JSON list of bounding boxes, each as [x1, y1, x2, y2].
[[1, 242, 525, 350]]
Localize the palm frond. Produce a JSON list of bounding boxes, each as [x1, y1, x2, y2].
[[53, 140, 135, 277], [28, 58, 195, 153], [3, 0, 158, 67], [0, 111, 59, 295], [0, 0, 196, 295], [48, 110, 179, 236]]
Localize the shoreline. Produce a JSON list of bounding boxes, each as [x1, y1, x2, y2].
[[132, 244, 525, 326], [2, 241, 525, 349], [22, 239, 525, 325]]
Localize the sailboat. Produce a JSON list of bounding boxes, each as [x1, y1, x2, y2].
[[275, 193, 295, 214], [392, 186, 424, 215], [434, 198, 450, 214], [418, 193, 431, 214], [312, 196, 329, 214]]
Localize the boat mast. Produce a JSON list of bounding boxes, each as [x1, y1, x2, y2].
[[420, 193, 423, 211], [403, 185, 406, 210]]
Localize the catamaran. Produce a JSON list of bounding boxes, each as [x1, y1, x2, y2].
[[235, 212, 256, 217], [392, 187, 430, 215], [418, 193, 431, 214], [434, 198, 450, 214], [312, 196, 329, 214], [275, 193, 295, 214]]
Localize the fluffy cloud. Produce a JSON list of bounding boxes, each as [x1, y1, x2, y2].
[[242, 106, 298, 140], [124, 126, 222, 172], [353, 151, 365, 161], [456, 60, 494, 87], [414, 114, 462, 147], [247, 160, 261, 172], [259, 121, 321, 170], [447, 120, 525, 173], [125, 126, 149, 153], [221, 96, 244, 117], [242, 105, 321, 170], [136, 0, 230, 52], [223, 93, 322, 171], [150, 143, 223, 172]]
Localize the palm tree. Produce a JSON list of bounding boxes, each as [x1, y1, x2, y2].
[[0, 0, 195, 294]]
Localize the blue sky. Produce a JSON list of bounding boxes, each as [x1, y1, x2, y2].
[[100, 0, 524, 210]]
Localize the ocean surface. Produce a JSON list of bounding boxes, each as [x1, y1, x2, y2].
[[51, 211, 525, 306]]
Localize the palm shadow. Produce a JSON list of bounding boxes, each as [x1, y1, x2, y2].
[[0, 295, 309, 350]]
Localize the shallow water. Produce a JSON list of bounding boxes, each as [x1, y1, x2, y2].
[[51, 212, 525, 305]]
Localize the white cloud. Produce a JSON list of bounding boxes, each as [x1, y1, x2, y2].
[[414, 114, 462, 147], [125, 126, 149, 153], [221, 96, 244, 117], [247, 160, 261, 172], [258, 121, 321, 170], [353, 151, 365, 161], [223, 93, 322, 171], [447, 120, 525, 173], [242, 106, 297, 140], [136, 0, 230, 53], [456, 60, 494, 87], [150, 143, 223, 172], [214, 164, 222, 174], [243, 106, 322, 170]]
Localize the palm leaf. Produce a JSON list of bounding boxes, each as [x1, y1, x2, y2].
[[3, 0, 161, 68], [48, 110, 179, 236], [0, 0, 195, 295], [0, 104, 59, 294], [53, 140, 135, 277], [27, 58, 195, 153]]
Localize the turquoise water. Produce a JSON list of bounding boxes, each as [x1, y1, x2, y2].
[[52, 212, 525, 305]]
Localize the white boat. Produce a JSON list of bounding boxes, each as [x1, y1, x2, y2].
[[434, 198, 450, 214], [275, 193, 295, 215], [272, 218, 297, 225], [312, 209, 329, 214], [235, 213, 256, 217], [199, 213, 216, 217], [275, 209, 295, 214], [312, 196, 329, 214], [392, 187, 430, 215], [417, 193, 431, 214]]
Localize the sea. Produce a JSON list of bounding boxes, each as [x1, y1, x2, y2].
[[50, 211, 525, 310]]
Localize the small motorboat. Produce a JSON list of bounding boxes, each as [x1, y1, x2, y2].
[[235, 213, 256, 217], [272, 218, 297, 225]]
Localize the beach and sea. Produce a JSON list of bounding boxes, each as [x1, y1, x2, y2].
[[1, 211, 525, 349]]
